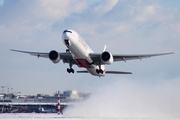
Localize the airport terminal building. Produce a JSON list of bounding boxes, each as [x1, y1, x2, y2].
[[0, 90, 89, 113]]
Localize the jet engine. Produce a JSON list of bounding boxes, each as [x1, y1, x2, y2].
[[100, 51, 114, 64], [49, 50, 60, 63]]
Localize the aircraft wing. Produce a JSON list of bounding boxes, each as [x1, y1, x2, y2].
[[11, 49, 49, 58], [10, 49, 77, 65], [89, 52, 176, 64]]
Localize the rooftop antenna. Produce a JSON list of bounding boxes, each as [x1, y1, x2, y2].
[[11, 87, 13, 93], [1, 86, 5, 94], [7, 87, 9, 94]]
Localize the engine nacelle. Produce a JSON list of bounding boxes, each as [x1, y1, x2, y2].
[[49, 50, 60, 63], [100, 51, 114, 64]]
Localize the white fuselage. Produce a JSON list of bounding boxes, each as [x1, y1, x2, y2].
[[62, 30, 105, 76]]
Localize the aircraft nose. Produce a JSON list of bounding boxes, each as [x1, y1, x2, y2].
[[63, 30, 72, 34], [62, 30, 72, 39], [63, 30, 67, 34], [62, 30, 68, 40], [62, 30, 72, 47]]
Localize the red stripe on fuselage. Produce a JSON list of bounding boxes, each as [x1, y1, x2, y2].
[[75, 58, 91, 68]]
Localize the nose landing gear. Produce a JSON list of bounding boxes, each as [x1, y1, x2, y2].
[[67, 61, 74, 73], [64, 39, 70, 47]]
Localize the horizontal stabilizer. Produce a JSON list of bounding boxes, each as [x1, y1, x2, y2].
[[105, 71, 132, 74], [77, 70, 132, 74], [77, 71, 89, 73]]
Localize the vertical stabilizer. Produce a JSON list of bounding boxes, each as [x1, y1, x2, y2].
[[103, 45, 107, 52]]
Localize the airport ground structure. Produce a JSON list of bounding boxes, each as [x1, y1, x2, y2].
[[0, 90, 89, 113]]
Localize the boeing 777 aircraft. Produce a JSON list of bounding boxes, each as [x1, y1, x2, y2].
[[11, 29, 176, 77]]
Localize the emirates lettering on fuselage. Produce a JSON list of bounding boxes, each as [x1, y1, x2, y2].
[[78, 36, 88, 50]]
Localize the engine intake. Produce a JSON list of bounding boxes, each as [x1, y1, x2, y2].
[[49, 50, 60, 63], [101, 51, 113, 64]]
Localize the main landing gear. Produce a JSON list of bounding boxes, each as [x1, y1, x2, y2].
[[67, 68, 74, 73], [96, 61, 103, 74], [65, 49, 74, 73], [96, 69, 103, 74], [67, 60, 74, 73]]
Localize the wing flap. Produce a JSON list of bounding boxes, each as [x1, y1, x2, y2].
[[10, 49, 49, 58], [90, 52, 176, 63], [113, 52, 175, 61], [10, 49, 77, 65]]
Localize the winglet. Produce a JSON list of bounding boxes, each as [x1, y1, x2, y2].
[[172, 52, 178, 54]]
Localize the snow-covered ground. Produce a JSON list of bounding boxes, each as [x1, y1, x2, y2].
[[0, 113, 62, 119], [0, 113, 179, 120]]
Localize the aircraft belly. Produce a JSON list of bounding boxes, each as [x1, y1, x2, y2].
[[75, 58, 91, 68], [86, 67, 105, 76], [69, 44, 93, 68], [86, 66, 105, 76], [70, 44, 87, 57]]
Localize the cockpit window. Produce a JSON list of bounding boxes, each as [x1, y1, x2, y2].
[[63, 30, 72, 33]]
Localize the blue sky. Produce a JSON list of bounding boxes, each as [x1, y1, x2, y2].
[[0, 0, 4, 5], [0, 0, 180, 95]]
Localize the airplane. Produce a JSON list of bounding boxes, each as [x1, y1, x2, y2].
[[11, 29, 176, 77]]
